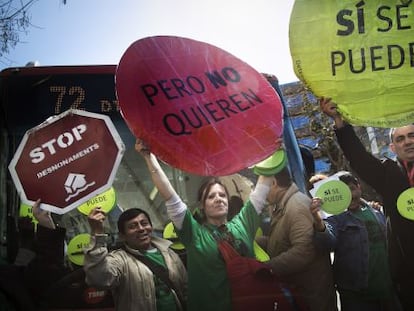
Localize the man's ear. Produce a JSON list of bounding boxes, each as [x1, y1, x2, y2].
[[389, 142, 396, 154]]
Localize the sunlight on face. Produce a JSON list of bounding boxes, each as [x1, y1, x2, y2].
[[203, 183, 229, 224], [390, 125, 414, 162], [121, 213, 153, 251]]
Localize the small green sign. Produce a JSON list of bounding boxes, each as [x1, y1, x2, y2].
[[77, 187, 116, 216], [19, 203, 39, 227], [397, 188, 414, 221], [315, 180, 352, 215], [67, 233, 91, 266]]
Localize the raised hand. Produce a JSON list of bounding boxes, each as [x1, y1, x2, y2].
[[319, 97, 344, 128], [88, 207, 106, 235], [32, 199, 56, 230], [135, 138, 150, 156], [310, 197, 325, 232]]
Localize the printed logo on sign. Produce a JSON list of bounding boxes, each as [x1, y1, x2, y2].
[[64, 173, 96, 202]]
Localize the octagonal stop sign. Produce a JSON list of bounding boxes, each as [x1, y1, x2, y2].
[[8, 109, 125, 214]]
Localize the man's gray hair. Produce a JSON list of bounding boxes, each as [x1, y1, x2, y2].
[[389, 128, 396, 143], [389, 123, 414, 143]]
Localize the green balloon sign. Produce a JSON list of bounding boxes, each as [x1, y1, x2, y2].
[[290, 0, 414, 127], [315, 180, 352, 215]]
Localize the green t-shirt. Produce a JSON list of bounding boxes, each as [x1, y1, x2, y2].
[[350, 206, 393, 300], [144, 249, 177, 311], [177, 201, 260, 311]]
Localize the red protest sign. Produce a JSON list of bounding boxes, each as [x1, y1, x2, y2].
[[116, 35, 283, 176], [8, 109, 125, 214]]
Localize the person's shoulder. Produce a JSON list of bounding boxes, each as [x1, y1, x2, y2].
[[289, 186, 311, 206], [110, 248, 127, 257], [326, 211, 350, 222], [380, 153, 393, 160], [151, 236, 174, 250], [380, 155, 397, 164], [380, 156, 401, 172]]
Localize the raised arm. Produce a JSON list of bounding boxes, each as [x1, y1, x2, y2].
[[135, 140, 178, 201], [309, 198, 337, 252], [250, 174, 275, 214], [135, 139, 186, 229], [250, 138, 284, 215], [320, 97, 345, 129]]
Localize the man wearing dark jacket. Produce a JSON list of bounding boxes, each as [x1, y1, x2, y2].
[[320, 98, 414, 310]]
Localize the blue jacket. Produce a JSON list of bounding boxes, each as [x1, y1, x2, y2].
[[313, 204, 386, 291]]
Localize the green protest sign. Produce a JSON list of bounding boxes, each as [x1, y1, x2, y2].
[[290, 0, 414, 127]]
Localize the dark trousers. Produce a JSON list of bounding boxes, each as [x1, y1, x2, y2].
[[340, 292, 403, 311]]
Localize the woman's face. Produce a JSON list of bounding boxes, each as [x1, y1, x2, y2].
[[202, 183, 229, 224]]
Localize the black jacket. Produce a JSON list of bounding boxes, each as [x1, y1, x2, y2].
[[335, 124, 413, 306]]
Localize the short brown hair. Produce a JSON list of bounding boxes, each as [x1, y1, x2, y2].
[[274, 167, 292, 188]]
